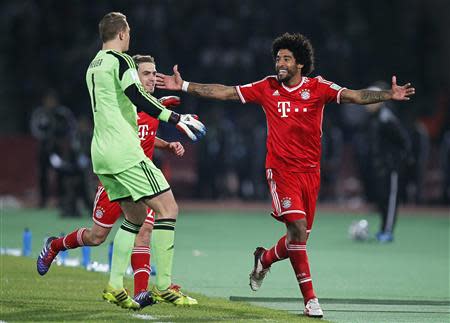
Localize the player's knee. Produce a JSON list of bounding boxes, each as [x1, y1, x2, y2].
[[159, 202, 178, 219], [171, 202, 179, 217], [90, 231, 108, 246], [286, 219, 307, 241]]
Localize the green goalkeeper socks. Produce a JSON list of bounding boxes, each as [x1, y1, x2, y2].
[[108, 219, 140, 289], [152, 218, 176, 290]]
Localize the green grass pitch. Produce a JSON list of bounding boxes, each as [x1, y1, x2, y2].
[[0, 255, 319, 322], [1, 207, 449, 322]]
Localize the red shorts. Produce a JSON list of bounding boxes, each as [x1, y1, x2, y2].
[[92, 184, 155, 228], [266, 168, 320, 232]]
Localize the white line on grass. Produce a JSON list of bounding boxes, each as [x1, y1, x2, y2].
[[131, 313, 174, 322]]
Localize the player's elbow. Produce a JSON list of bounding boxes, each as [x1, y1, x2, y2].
[[340, 89, 359, 104], [221, 87, 240, 101]]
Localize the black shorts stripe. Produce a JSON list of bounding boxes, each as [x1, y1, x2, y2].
[[142, 161, 161, 191], [143, 161, 161, 191], [140, 161, 157, 193]]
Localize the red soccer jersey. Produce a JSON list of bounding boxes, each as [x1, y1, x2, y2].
[[137, 111, 159, 160], [236, 75, 346, 172]]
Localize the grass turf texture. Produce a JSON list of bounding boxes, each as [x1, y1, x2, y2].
[[0, 256, 320, 322], [1, 207, 449, 322]]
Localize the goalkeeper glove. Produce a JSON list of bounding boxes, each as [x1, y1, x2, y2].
[[169, 112, 206, 142], [158, 96, 181, 108]]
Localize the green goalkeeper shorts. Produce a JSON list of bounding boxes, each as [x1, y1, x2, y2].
[[98, 158, 170, 202]]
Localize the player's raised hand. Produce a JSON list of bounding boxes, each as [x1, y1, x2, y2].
[[156, 65, 184, 91], [168, 141, 185, 157], [391, 75, 415, 101], [158, 96, 181, 108], [176, 114, 207, 142]]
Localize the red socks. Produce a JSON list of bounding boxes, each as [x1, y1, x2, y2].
[[50, 228, 86, 252], [131, 246, 151, 295], [287, 240, 316, 304], [261, 235, 288, 268]]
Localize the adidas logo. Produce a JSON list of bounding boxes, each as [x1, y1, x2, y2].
[[272, 90, 280, 96]]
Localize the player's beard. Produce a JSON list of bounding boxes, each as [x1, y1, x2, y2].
[[276, 67, 295, 84]]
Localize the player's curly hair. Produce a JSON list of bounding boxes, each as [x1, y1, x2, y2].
[[272, 33, 315, 76]]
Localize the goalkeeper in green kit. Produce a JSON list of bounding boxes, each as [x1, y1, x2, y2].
[[36, 12, 206, 309]]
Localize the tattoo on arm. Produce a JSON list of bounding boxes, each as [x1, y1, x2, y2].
[[189, 83, 239, 101], [358, 90, 391, 104]]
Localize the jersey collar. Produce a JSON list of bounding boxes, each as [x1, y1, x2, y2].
[[282, 77, 305, 92]]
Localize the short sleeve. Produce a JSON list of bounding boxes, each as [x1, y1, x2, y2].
[[235, 78, 267, 104], [316, 76, 347, 104]]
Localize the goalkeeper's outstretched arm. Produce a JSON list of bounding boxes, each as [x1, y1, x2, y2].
[[111, 54, 206, 141]]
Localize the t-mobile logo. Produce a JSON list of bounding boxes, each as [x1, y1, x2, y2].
[[278, 101, 291, 118], [138, 125, 149, 140]]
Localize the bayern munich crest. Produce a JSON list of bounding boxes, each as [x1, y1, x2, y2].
[[300, 89, 310, 100], [281, 197, 292, 209], [95, 207, 104, 219]]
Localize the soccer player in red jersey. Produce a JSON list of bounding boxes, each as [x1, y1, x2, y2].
[[156, 32, 415, 317]]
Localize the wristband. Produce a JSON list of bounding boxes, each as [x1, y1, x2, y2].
[[158, 108, 172, 122], [181, 81, 190, 92], [168, 111, 181, 125]]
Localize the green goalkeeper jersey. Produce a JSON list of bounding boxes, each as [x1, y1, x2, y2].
[[86, 49, 171, 174]]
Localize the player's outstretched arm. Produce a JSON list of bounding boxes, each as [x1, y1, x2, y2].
[[111, 52, 206, 142], [340, 76, 415, 104], [156, 65, 240, 101]]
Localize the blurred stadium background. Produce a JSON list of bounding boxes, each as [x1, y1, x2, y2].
[[1, 0, 450, 209], [1, 1, 449, 322]]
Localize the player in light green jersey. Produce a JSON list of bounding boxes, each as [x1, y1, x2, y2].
[[36, 12, 206, 310]]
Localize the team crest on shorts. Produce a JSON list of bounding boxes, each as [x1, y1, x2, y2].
[[95, 207, 104, 219], [281, 197, 292, 209], [300, 89, 310, 100]]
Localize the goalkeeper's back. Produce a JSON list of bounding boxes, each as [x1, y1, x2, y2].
[[86, 49, 146, 175]]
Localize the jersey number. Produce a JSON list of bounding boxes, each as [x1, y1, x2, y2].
[[91, 74, 97, 112]]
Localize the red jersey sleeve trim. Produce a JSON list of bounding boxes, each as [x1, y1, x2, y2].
[[235, 86, 246, 104], [336, 87, 347, 104]]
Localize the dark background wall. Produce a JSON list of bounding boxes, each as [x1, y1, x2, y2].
[[1, 0, 449, 205]]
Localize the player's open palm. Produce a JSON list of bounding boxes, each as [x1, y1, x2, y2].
[[156, 65, 183, 90], [391, 75, 415, 101]]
